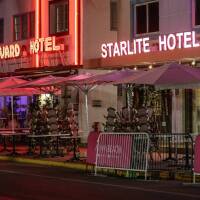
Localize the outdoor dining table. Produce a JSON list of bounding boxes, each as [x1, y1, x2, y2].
[[0, 128, 30, 156], [28, 134, 72, 157]]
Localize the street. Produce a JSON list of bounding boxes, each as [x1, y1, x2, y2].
[[0, 161, 199, 200]]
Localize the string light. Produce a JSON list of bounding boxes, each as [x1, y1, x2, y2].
[[192, 60, 196, 66], [148, 65, 153, 69]]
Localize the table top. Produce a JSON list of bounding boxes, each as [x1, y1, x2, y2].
[[0, 128, 30, 131], [0, 128, 30, 136], [28, 134, 72, 138], [0, 132, 30, 136], [60, 135, 82, 139]]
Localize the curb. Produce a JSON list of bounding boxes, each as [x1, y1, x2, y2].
[[0, 156, 86, 171], [0, 156, 198, 183]]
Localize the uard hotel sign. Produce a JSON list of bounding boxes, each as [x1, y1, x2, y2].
[[101, 31, 200, 58], [0, 36, 63, 60]]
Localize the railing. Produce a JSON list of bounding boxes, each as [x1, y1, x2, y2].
[[95, 132, 150, 180], [148, 133, 194, 171], [193, 135, 200, 183], [0, 130, 195, 177]]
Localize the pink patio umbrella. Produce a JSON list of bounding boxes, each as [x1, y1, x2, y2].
[[0, 77, 42, 95], [74, 69, 143, 85], [35, 71, 136, 132], [127, 63, 200, 89], [0, 77, 42, 132], [36, 73, 95, 132], [120, 63, 200, 133], [13, 75, 64, 93], [64, 70, 143, 132], [36, 73, 95, 87], [14, 75, 63, 87], [13, 73, 95, 133], [28, 73, 95, 132], [58, 73, 96, 132]]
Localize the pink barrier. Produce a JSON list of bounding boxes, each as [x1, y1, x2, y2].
[[97, 134, 132, 169], [86, 131, 100, 164], [194, 135, 200, 173]]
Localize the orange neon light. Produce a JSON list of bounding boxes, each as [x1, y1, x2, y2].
[[80, 0, 83, 65], [35, 0, 40, 67], [75, 0, 78, 65]]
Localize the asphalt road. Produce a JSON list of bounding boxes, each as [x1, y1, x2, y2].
[[0, 161, 200, 200]]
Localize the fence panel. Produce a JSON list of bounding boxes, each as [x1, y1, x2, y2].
[[193, 135, 200, 183], [148, 133, 193, 171], [95, 132, 150, 180]]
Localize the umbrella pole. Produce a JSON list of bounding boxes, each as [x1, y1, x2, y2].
[[173, 89, 177, 133], [77, 85, 97, 135], [11, 96, 14, 133], [84, 85, 97, 133], [84, 91, 89, 134]]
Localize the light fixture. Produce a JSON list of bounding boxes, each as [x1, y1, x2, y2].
[[134, 66, 137, 71], [148, 65, 153, 69], [192, 60, 196, 66]]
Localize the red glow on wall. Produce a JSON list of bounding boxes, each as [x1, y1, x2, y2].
[[78, 0, 83, 65], [34, 0, 82, 67], [35, 0, 40, 67], [75, 0, 78, 65], [74, 0, 82, 65]]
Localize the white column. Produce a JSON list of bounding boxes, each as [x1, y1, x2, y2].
[[172, 89, 184, 133]]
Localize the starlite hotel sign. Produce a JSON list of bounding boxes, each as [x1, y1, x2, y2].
[[101, 31, 200, 58]]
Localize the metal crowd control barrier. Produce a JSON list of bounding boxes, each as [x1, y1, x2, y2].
[[193, 135, 200, 183], [95, 132, 150, 180], [148, 133, 194, 172]]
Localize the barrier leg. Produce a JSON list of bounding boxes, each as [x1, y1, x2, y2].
[[94, 167, 97, 176], [193, 173, 196, 184], [145, 170, 147, 180]]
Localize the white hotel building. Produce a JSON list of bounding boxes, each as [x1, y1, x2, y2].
[[0, 0, 200, 136]]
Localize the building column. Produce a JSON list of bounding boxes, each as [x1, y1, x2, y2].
[[172, 89, 184, 133]]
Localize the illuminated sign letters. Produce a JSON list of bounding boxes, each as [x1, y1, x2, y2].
[[0, 36, 63, 60], [101, 31, 200, 58], [0, 44, 20, 59], [30, 36, 61, 54]]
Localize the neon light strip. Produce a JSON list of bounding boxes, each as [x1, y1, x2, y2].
[[80, 0, 83, 65], [35, 0, 40, 67], [36, 0, 39, 39], [75, 0, 78, 65]]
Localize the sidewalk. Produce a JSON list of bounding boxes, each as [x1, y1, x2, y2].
[[0, 144, 87, 171], [0, 155, 87, 171], [0, 145, 198, 183]]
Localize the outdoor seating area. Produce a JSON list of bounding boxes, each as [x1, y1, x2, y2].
[[0, 63, 200, 181], [0, 99, 82, 160]]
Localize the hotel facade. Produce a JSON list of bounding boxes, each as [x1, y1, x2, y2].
[[0, 0, 200, 136]]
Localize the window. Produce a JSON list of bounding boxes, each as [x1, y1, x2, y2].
[[0, 19, 4, 43], [21, 15, 28, 39], [110, 1, 118, 31], [13, 12, 35, 41], [49, 0, 69, 35], [30, 12, 35, 38], [135, 1, 159, 34], [14, 16, 20, 41], [195, 0, 200, 26]]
